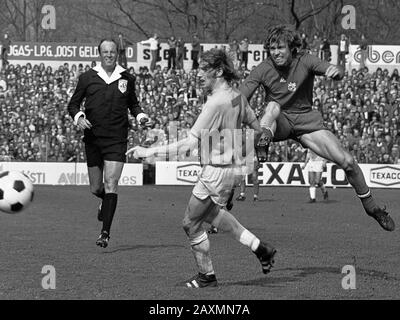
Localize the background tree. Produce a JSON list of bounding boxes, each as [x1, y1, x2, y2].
[[0, 0, 48, 41], [1, 0, 399, 45]]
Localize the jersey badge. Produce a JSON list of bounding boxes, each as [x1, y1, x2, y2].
[[118, 79, 128, 93], [288, 82, 297, 92]]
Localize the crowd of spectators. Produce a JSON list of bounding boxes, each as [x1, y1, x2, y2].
[[0, 56, 400, 165]]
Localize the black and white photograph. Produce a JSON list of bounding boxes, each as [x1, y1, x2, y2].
[[0, 0, 399, 311]]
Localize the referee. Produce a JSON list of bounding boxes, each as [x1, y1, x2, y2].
[[68, 38, 149, 248]]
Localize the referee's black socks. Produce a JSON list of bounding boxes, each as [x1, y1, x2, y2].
[[101, 193, 118, 234], [94, 189, 105, 200], [99, 189, 105, 200]]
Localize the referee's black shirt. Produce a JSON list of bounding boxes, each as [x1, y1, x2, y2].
[[68, 65, 144, 143]]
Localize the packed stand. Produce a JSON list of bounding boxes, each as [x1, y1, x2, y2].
[[0, 59, 399, 164]]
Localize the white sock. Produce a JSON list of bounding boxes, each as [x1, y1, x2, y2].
[[190, 235, 214, 275], [309, 186, 316, 199], [239, 229, 260, 252]]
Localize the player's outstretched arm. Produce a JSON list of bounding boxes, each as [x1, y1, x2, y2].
[[126, 135, 198, 159]]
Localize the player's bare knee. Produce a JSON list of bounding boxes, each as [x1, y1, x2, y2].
[[103, 179, 118, 193], [340, 153, 356, 173], [266, 101, 281, 115]]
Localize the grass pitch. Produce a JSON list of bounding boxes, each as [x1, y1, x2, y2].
[[0, 185, 399, 300]]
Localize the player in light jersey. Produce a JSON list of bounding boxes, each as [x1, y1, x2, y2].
[[240, 25, 394, 232], [302, 149, 328, 203], [127, 48, 276, 288], [210, 132, 261, 234]]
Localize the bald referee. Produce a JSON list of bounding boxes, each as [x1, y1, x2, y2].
[[68, 38, 149, 248]]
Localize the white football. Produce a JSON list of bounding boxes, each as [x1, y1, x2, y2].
[[0, 171, 34, 214]]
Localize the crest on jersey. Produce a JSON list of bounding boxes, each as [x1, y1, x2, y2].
[[118, 79, 128, 93], [288, 82, 297, 92]]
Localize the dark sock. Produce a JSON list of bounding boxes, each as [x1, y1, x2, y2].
[[358, 190, 377, 215], [95, 189, 105, 200], [101, 193, 118, 234]]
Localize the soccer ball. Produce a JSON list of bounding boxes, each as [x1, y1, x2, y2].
[[0, 171, 34, 214]]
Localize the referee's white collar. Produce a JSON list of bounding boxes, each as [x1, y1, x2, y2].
[[93, 64, 126, 85]]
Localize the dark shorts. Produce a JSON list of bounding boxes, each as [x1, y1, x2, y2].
[[274, 109, 327, 143], [84, 137, 127, 167]]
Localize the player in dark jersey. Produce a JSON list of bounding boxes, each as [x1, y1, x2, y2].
[[240, 25, 395, 232]]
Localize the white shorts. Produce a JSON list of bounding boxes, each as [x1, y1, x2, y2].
[[307, 160, 324, 173], [192, 165, 243, 206]]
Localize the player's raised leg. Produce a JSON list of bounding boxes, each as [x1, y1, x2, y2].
[[301, 130, 395, 231]]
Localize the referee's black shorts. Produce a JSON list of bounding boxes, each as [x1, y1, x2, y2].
[[84, 137, 127, 167]]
